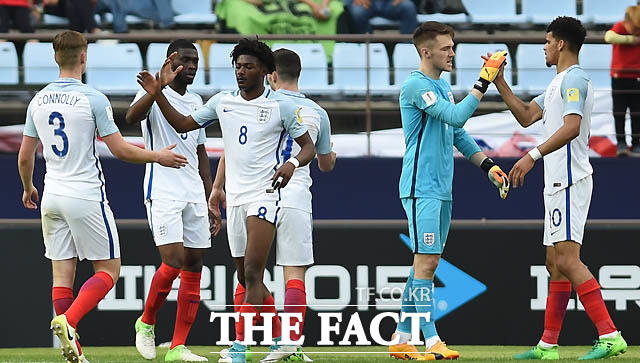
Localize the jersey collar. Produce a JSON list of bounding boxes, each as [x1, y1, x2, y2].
[[276, 89, 306, 98], [54, 77, 82, 84]]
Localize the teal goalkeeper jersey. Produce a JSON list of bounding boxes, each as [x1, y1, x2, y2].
[[399, 71, 482, 201]]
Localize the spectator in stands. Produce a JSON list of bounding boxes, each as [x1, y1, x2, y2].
[[344, 0, 417, 34], [127, 0, 175, 29], [605, 5, 640, 157], [42, 0, 101, 33], [0, 0, 36, 33], [95, 0, 128, 33]]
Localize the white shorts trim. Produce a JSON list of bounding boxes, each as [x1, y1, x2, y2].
[[276, 208, 314, 266], [226, 199, 280, 258], [543, 176, 592, 246], [145, 199, 211, 249], [41, 193, 120, 261]]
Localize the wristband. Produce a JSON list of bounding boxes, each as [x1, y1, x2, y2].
[[287, 157, 300, 168], [473, 78, 490, 94], [480, 157, 496, 173], [528, 147, 542, 161]]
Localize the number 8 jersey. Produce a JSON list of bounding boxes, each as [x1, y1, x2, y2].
[[191, 87, 308, 207], [23, 78, 119, 202]]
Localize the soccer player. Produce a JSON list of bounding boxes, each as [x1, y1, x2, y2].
[[126, 39, 213, 362], [17, 30, 187, 363], [210, 48, 336, 362], [389, 21, 509, 361], [136, 38, 316, 363], [488, 17, 628, 360]]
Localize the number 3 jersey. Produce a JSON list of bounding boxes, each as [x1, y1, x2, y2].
[[23, 78, 119, 202], [191, 87, 308, 207], [133, 87, 206, 203]]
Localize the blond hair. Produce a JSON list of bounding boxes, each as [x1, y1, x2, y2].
[[53, 31, 88, 69], [625, 5, 640, 29]]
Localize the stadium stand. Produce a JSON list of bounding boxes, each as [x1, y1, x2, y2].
[[332, 42, 392, 94], [171, 0, 217, 25], [86, 43, 142, 95], [23, 42, 58, 85], [271, 43, 331, 94], [522, 0, 577, 25], [208, 43, 237, 92], [460, 0, 525, 25], [578, 44, 613, 90], [581, 0, 637, 25], [0, 42, 19, 85], [513, 44, 555, 94]]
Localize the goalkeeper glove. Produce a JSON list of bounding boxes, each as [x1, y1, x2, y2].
[[474, 50, 508, 94], [480, 157, 509, 199]]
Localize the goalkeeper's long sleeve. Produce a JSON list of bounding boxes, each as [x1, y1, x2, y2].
[[424, 93, 480, 128]]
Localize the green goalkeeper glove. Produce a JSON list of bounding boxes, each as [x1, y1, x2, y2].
[[474, 50, 508, 94], [480, 157, 509, 199]]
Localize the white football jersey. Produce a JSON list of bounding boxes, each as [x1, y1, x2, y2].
[[133, 87, 206, 203], [534, 65, 594, 195], [23, 78, 119, 202], [275, 89, 332, 213], [191, 88, 308, 207]]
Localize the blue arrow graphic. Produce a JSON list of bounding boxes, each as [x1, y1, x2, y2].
[[399, 233, 487, 321]]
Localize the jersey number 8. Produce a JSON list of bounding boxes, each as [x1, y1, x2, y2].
[[238, 125, 248, 145], [48, 111, 69, 157]]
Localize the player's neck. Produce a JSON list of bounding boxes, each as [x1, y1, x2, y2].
[[277, 82, 299, 93], [58, 69, 82, 81], [168, 82, 187, 96], [419, 63, 441, 80], [240, 84, 265, 101], [556, 53, 579, 74]]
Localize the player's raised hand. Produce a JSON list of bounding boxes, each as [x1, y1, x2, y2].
[[155, 144, 188, 168], [508, 153, 535, 188], [159, 51, 183, 87], [481, 52, 506, 82], [136, 70, 161, 97], [479, 50, 508, 83], [22, 185, 39, 209], [208, 187, 226, 236], [272, 161, 296, 189]]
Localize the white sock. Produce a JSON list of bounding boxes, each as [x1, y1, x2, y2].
[[538, 340, 557, 349], [424, 335, 441, 350], [599, 331, 619, 340], [394, 331, 412, 344]]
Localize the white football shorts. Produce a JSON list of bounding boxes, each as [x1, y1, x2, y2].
[[41, 193, 120, 261], [226, 199, 280, 258], [145, 199, 211, 248], [543, 175, 592, 246], [275, 207, 314, 266]]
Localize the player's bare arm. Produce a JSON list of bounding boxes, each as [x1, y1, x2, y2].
[[101, 131, 188, 168], [136, 68, 199, 133], [317, 150, 336, 172], [125, 93, 156, 124], [196, 144, 219, 236], [17, 135, 40, 209], [272, 132, 315, 189], [509, 114, 581, 188], [208, 152, 226, 234], [492, 64, 543, 127]]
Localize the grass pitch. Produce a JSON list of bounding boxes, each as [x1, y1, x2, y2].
[[0, 345, 637, 362]]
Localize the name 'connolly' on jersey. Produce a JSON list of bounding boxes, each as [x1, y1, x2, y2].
[[191, 88, 307, 207]]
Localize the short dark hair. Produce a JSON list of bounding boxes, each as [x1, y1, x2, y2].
[[272, 48, 301, 82], [412, 21, 455, 51], [231, 38, 275, 73], [167, 39, 196, 57], [546, 16, 586, 53]]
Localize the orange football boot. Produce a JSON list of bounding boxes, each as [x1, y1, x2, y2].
[[427, 341, 459, 360], [389, 334, 437, 361]]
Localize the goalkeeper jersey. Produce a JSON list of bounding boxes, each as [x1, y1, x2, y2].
[[398, 71, 482, 201], [533, 64, 594, 195]]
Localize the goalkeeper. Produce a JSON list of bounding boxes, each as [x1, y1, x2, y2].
[[389, 21, 508, 361]]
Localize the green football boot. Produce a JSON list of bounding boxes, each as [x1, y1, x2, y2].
[[578, 332, 627, 360], [514, 344, 559, 360]]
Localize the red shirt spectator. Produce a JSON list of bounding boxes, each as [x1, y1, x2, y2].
[[610, 21, 640, 78]]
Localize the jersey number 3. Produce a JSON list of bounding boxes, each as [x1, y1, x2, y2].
[[48, 111, 69, 157]]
